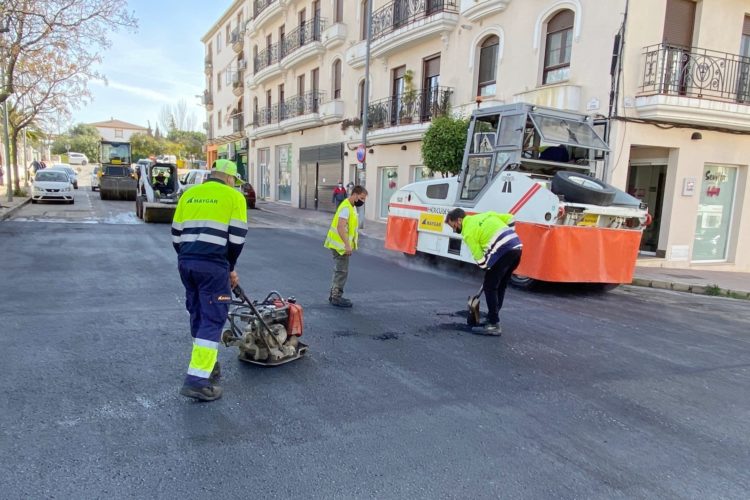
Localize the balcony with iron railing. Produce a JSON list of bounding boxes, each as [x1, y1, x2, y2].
[[249, 93, 343, 138], [231, 112, 244, 133], [636, 43, 750, 130], [251, 43, 281, 88], [204, 55, 212, 74], [203, 91, 214, 111], [280, 18, 326, 69], [231, 71, 244, 97], [280, 91, 325, 132], [365, 86, 453, 143], [251, 0, 283, 33], [347, 0, 459, 68], [230, 27, 245, 53]]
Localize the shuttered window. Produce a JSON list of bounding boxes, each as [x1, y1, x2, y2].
[[663, 0, 695, 47]]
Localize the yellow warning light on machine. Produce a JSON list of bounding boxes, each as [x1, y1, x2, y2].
[[418, 212, 445, 232]]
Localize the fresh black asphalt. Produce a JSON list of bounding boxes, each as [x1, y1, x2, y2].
[[1, 207, 749, 499]]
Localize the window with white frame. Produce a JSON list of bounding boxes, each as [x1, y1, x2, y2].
[[543, 9, 574, 84], [477, 35, 499, 97]]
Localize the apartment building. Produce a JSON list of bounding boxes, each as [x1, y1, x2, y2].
[[203, 0, 750, 272], [202, 0, 249, 173], [611, 0, 750, 271]]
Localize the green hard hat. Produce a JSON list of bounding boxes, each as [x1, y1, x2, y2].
[[211, 159, 244, 184]]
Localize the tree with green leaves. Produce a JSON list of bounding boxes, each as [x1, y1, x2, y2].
[[421, 115, 469, 177], [51, 123, 100, 161]]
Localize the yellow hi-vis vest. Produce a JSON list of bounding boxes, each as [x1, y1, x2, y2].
[[324, 199, 359, 255]]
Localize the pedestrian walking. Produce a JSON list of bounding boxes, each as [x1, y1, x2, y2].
[[171, 159, 248, 401], [324, 185, 368, 307], [444, 208, 523, 335], [332, 181, 347, 206]]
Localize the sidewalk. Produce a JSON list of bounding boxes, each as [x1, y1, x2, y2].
[[0, 185, 31, 221], [256, 201, 750, 299]]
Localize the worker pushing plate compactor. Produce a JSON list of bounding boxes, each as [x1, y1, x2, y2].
[[221, 286, 308, 366]]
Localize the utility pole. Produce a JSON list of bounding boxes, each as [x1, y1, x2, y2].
[[360, 0, 373, 173]]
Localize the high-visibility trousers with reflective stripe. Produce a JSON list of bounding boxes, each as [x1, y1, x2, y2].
[[178, 259, 230, 388]]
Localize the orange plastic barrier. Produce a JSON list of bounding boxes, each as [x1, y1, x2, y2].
[[385, 216, 418, 254], [514, 222, 643, 283]]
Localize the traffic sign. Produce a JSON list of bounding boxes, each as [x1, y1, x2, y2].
[[356, 144, 366, 163]]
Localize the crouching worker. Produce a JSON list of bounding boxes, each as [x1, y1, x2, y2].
[[172, 159, 248, 401], [445, 208, 522, 336]]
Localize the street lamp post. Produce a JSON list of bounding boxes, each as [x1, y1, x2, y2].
[[360, 0, 373, 174]]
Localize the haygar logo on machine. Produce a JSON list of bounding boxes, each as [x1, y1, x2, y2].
[[185, 197, 218, 205]]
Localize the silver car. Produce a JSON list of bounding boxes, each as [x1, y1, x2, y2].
[[48, 164, 78, 189]]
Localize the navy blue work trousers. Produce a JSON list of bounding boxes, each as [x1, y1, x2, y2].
[[483, 249, 522, 324], [178, 259, 230, 388]]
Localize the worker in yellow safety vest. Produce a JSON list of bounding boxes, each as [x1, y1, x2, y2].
[[323, 185, 368, 307], [445, 208, 523, 336], [172, 159, 248, 401]]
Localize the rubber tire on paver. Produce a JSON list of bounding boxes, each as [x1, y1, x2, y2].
[[510, 274, 539, 291], [551, 171, 617, 206]]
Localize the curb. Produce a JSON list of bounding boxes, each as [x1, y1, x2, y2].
[[0, 197, 31, 221], [630, 277, 750, 300]]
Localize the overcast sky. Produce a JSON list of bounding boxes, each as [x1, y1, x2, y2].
[[70, 0, 229, 132]]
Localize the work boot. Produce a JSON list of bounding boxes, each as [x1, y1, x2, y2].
[[180, 384, 223, 402], [330, 296, 353, 308], [210, 361, 221, 384], [472, 323, 502, 336]]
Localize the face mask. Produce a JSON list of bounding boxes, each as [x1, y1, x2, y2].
[[453, 224, 462, 234], [354, 199, 365, 207]]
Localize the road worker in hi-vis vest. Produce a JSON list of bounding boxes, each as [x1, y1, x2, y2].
[[171, 159, 247, 401], [324, 185, 368, 307], [445, 208, 523, 336]]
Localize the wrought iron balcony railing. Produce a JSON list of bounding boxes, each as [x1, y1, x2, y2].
[[366, 86, 453, 130], [254, 43, 280, 73], [280, 91, 324, 120], [254, 0, 277, 18], [230, 27, 243, 44], [282, 18, 325, 59], [232, 113, 244, 133], [641, 43, 750, 103], [256, 104, 280, 127], [202, 91, 213, 106], [371, 0, 458, 41]]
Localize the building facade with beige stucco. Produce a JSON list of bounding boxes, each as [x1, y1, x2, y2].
[[203, 0, 750, 272]]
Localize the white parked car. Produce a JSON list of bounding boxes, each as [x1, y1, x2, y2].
[[179, 169, 210, 192], [48, 164, 78, 189], [67, 152, 88, 165], [32, 170, 75, 204], [91, 165, 101, 191]]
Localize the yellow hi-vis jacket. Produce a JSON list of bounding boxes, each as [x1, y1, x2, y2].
[[324, 198, 359, 255]]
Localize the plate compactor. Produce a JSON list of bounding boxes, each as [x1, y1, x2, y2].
[[222, 286, 308, 366]]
